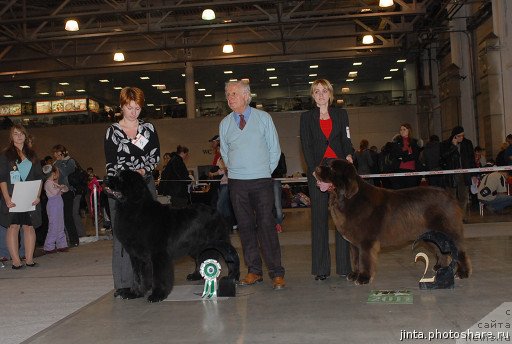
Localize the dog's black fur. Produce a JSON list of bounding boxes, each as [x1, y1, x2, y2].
[[106, 170, 231, 302]]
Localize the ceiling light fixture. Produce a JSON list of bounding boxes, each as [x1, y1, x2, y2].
[[65, 19, 79, 32], [202, 9, 215, 20], [379, 0, 394, 7], [114, 51, 125, 62], [397, 59, 407, 63], [362, 35, 374, 44], [222, 40, 234, 54]]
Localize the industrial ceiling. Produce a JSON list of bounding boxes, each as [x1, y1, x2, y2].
[[0, 0, 464, 109]]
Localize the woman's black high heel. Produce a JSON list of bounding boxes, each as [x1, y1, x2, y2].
[[11, 264, 24, 270], [26, 262, 38, 267]]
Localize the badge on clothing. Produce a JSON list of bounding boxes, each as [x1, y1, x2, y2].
[[131, 133, 149, 150], [10, 170, 21, 184]]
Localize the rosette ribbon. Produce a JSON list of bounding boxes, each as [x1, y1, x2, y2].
[[200, 259, 221, 299]]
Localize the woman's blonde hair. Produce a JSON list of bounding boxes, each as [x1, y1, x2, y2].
[[310, 79, 334, 105]]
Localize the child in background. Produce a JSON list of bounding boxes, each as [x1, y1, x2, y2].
[[43, 166, 69, 253]]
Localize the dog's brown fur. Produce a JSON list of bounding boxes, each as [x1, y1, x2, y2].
[[315, 159, 472, 285]]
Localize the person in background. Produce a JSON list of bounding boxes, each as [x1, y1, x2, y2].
[[300, 78, 354, 281], [421, 135, 444, 188], [441, 126, 476, 219], [0, 124, 43, 269], [165, 145, 191, 207], [52, 144, 79, 247], [104, 86, 160, 299], [208, 139, 237, 231], [495, 142, 510, 167], [219, 80, 285, 290], [208, 135, 222, 208], [390, 123, 421, 189], [86, 167, 102, 219], [503, 134, 512, 165], [354, 139, 374, 185], [271, 152, 287, 232], [368, 145, 381, 186], [157, 152, 172, 192], [43, 165, 69, 253], [477, 166, 512, 213], [474, 146, 486, 168]]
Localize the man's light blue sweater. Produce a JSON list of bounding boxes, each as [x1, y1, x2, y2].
[[219, 107, 281, 180]]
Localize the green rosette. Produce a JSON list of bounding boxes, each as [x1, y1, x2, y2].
[[200, 259, 221, 299]]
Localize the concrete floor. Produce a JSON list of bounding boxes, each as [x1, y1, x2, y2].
[[1, 207, 511, 344]]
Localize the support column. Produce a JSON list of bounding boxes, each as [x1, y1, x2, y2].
[[185, 62, 196, 119], [492, 0, 512, 138], [449, 4, 477, 143]]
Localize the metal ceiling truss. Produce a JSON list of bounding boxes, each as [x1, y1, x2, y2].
[[0, 0, 432, 80]]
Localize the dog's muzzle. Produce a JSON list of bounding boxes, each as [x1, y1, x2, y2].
[[313, 172, 333, 192]]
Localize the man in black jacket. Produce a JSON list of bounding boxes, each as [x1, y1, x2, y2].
[[440, 126, 475, 219]]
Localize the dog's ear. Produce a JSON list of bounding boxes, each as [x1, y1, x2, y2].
[[344, 163, 359, 199]]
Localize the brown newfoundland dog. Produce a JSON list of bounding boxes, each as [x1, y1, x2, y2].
[[315, 159, 472, 285]]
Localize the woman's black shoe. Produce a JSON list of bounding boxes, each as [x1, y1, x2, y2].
[[26, 262, 38, 267], [186, 271, 202, 281], [12, 264, 24, 270], [314, 275, 328, 281]]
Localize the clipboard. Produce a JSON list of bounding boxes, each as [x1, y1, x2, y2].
[[9, 180, 42, 212]]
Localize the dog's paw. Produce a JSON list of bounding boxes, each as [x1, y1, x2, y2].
[[115, 288, 141, 300], [346, 272, 358, 281], [147, 290, 168, 303], [354, 275, 371, 285], [456, 269, 470, 279]]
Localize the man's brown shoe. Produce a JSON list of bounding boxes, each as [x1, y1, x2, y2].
[[272, 276, 286, 290], [239, 273, 263, 286]]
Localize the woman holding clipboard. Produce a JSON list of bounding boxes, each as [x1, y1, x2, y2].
[[0, 124, 43, 269]]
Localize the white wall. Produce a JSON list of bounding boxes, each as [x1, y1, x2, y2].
[[0, 104, 417, 177]]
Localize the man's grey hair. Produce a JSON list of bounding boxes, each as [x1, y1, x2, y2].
[[225, 80, 252, 104]]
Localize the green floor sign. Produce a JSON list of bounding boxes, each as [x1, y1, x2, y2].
[[367, 290, 413, 304]]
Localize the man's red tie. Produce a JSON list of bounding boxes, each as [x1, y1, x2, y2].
[[239, 114, 246, 130]]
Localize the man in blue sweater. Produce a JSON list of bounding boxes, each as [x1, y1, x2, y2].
[[219, 80, 285, 290]]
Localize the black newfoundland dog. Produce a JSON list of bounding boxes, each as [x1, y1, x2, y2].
[[315, 159, 472, 285], [106, 170, 234, 302]]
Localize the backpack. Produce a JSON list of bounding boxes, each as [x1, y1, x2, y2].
[[68, 160, 89, 195]]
